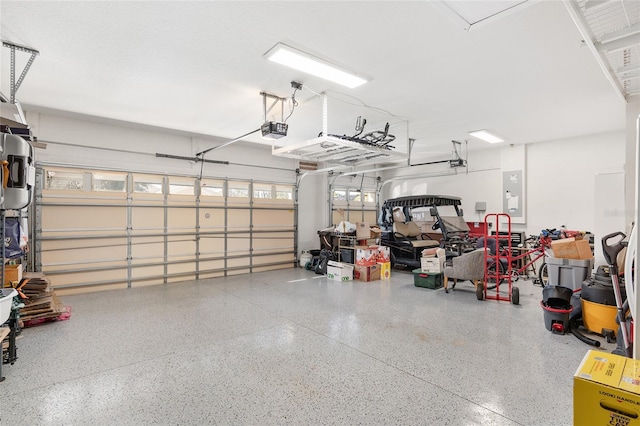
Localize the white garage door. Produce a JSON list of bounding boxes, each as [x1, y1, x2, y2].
[[33, 166, 295, 294]]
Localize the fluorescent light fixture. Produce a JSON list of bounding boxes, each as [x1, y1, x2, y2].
[[468, 130, 504, 144], [264, 43, 368, 89]]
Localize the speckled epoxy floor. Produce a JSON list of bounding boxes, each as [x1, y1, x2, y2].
[[0, 268, 613, 425]]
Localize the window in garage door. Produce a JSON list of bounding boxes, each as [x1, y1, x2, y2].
[[331, 187, 377, 225]]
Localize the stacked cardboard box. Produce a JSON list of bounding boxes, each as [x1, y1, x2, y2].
[[353, 246, 391, 281], [17, 272, 69, 326]]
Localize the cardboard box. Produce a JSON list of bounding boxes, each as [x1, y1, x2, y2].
[[421, 257, 444, 273], [4, 263, 22, 286], [356, 222, 382, 240], [355, 246, 378, 266], [574, 350, 640, 425], [421, 248, 445, 273], [326, 261, 353, 282], [551, 237, 593, 260], [422, 247, 445, 258], [378, 262, 391, 279], [354, 263, 381, 282], [374, 245, 390, 263]]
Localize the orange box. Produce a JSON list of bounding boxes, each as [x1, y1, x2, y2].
[[355, 246, 377, 266]]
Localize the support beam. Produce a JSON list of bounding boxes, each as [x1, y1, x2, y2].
[[600, 23, 640, 45], [596, 33, 640, 54], [2, 40, 39, 104], [618, 64, 640, 75], [584, 0, 609, 11]]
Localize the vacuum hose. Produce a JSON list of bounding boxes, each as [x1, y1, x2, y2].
[[570, 315, 601, 347]]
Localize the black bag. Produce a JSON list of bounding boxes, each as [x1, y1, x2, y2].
[[315, 249, 336, 275], [5, 217, 24, 259]]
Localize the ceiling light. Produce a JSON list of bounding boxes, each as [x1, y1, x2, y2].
[[264, 43, 368, 89], [468, 130, 504, 144]]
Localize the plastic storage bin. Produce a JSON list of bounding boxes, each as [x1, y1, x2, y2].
[[546, 257, 593, 291], [412, 269, 443, 289]]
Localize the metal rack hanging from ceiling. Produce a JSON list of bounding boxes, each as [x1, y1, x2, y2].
[[272, 93, 409, 167]]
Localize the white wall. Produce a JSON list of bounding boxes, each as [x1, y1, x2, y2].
[[381, 147, 503, 223], [297, 172, 327, 253], [526, 131, 625, 232]]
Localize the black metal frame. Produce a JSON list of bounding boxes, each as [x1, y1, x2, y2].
[[379, 195, 474, 268]]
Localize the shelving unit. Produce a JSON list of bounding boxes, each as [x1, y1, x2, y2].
[[337, 235, 357, 263]]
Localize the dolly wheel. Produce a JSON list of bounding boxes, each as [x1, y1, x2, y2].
[[305, 261, 313, 271], [511, 287, 520, 305], [476, 282, 484, 301]]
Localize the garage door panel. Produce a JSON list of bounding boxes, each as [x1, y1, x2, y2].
[[253, 232, 294, 251], [254, 253, 294, 267], [227, 235, 250, 254], [42, 237, 125, 252], [227, 257, 250, 269], [226, 268, 250, 276], [253, 209, 293, 228], [132, 207, 164, 230], [43, 205, 125, 230], [364, 210, 377, 224], [56, 283, 126, 296], [131, 239, 165, 260], [167, 239, 196, 255], [199, 208, 224, 231], [227, 209, 250, 229], [42, 244, 126, 264], [168, 207, 196, 229], [199, 236, 225, 255], [37, 167, 296, 292], [45, 266, 127, 286], [199, 260, 225, 272], [198, 271, 225, 279], [168, 262, 196, 276], [131, 265, 164, 280]]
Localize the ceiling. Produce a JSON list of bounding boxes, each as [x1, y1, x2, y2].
[[0, 1, 632, 164]]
